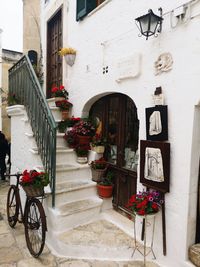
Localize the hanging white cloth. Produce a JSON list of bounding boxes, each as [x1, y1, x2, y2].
[[149, 111, 162, 136]]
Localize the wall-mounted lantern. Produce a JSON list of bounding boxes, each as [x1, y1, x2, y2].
[[135, 8, 163, 40]]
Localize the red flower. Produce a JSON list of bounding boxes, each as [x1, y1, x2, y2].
[[126, 190, 163, 216], [152, 203, 159, 210], [137, 209, 145, 216], [129, 195, 136, 204]]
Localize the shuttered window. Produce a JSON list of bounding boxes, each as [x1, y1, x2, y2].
[[76, 0, 105, 21]]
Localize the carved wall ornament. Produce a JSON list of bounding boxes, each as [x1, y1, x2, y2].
[[154, 53, 173, 75], [115, 53, 141, 82]]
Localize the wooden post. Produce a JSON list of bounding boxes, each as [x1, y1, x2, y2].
[[162, 194, 167, 255]]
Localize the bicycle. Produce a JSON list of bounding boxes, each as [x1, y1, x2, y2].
[[6, 173, 47, 257]]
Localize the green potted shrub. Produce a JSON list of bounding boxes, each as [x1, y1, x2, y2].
[[75, 144, 90, 164], [57, 117, 81, 133], [57, 121, 68, 133], [91, 134, 107, 154], [97, 171, 114, 198]]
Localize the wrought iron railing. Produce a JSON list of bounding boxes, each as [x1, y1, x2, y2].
[[9, 55, 57, 207]]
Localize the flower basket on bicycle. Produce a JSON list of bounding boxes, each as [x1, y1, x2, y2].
[[20, 170, 49, 197], [7, 172, 48, 258], [21, 185, 44, 197]]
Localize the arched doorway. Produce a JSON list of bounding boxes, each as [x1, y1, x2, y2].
[[90, 93, 139, 215]]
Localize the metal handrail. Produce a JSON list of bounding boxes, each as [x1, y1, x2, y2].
[[9, 55, 57, 207]]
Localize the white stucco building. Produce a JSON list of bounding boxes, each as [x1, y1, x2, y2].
[[40, 1, 200, 266], [7, 0, 200, 266]]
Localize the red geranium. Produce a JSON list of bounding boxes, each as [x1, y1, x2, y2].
[[55, 99, 73, 111], [20, 169, 49, 188], [51, 85, 69, 98], [126, 190, 163, 216]]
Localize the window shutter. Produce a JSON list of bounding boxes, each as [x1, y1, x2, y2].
[[76, 0, 96, 21]]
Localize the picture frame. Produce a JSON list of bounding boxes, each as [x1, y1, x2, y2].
[[145, 105, 168, 141], [140, 140, 170, 193]]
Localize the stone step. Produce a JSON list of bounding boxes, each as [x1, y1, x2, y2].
[[57, 132, 67, 147], [56, 147, 77, 163], [47, 219, 136, 260], [50, 106, 62, 121], [55, 163, 92, 183], [29, 147, 77, 163], [48, 197, 103, 231], [46, 179, 97, 206], [25, 130, 67, 148], [35, 163, 92, 183]]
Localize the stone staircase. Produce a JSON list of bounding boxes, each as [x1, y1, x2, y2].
[[22, 99, 159, 264]]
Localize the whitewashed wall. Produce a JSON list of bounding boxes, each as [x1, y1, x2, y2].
[[42, 1, 200, 266]]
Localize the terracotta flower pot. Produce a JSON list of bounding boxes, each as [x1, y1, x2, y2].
[[77, 135, 91, 145], [97, 184, 113, 198], [61, 110, 70, 121]]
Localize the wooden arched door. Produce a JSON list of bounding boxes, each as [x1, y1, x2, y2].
[[90, 93, 139, 215]]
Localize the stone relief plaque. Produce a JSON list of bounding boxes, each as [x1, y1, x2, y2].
[[116, 53, 141, 82]]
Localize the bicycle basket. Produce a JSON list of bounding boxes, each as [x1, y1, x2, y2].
[[22, 185, 44, 197]]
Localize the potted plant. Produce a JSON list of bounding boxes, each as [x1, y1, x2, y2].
[[126, 190, 163, 217], [7, 92, 20, 106], [74, 118, 96, 145], [97, 171, 114, 198], [57, 121, 69, 133], [91, 134, 107, 153], [20, 169, 49, 197], [63, 129, 78, 148], [58, 47, 76, 66], [75, 144, 90, 164], [55, 99, 73, 120], [90, 157, 107, 182], [58, 117, 81, 133], [51, 85, 69, 100], [65, 117, 81, 129]]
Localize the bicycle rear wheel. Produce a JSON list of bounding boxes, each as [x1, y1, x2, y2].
[[7, 185, 19, 228], [24, 198, 46, 257]]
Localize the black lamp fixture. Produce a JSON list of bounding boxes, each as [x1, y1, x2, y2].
[[135, 8, 163, 40]]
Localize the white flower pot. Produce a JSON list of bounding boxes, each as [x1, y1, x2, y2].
[[77, 157, 88, 164], [94, 146, 105, 154], [64, 54, 76, 66]]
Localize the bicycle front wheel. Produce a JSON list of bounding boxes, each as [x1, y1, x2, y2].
[[7, 185, 19, 228], [24, 198, 46, 257]]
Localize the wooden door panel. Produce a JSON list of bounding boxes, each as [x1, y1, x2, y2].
[[90, 94, 139, 216], [46, 9, 62, 98]]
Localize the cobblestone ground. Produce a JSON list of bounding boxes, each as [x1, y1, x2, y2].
[[0, 181, 159, 267]]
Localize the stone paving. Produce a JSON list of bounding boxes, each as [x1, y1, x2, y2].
[[0, 181, 160, 267]]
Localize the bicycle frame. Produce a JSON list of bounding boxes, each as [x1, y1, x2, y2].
[[7, 173, 47, 257], [8, 173, 25, 224]]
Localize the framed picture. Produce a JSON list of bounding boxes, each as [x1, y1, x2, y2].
[[140, 140, 170, 193], [146, 105, 168, 141]]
